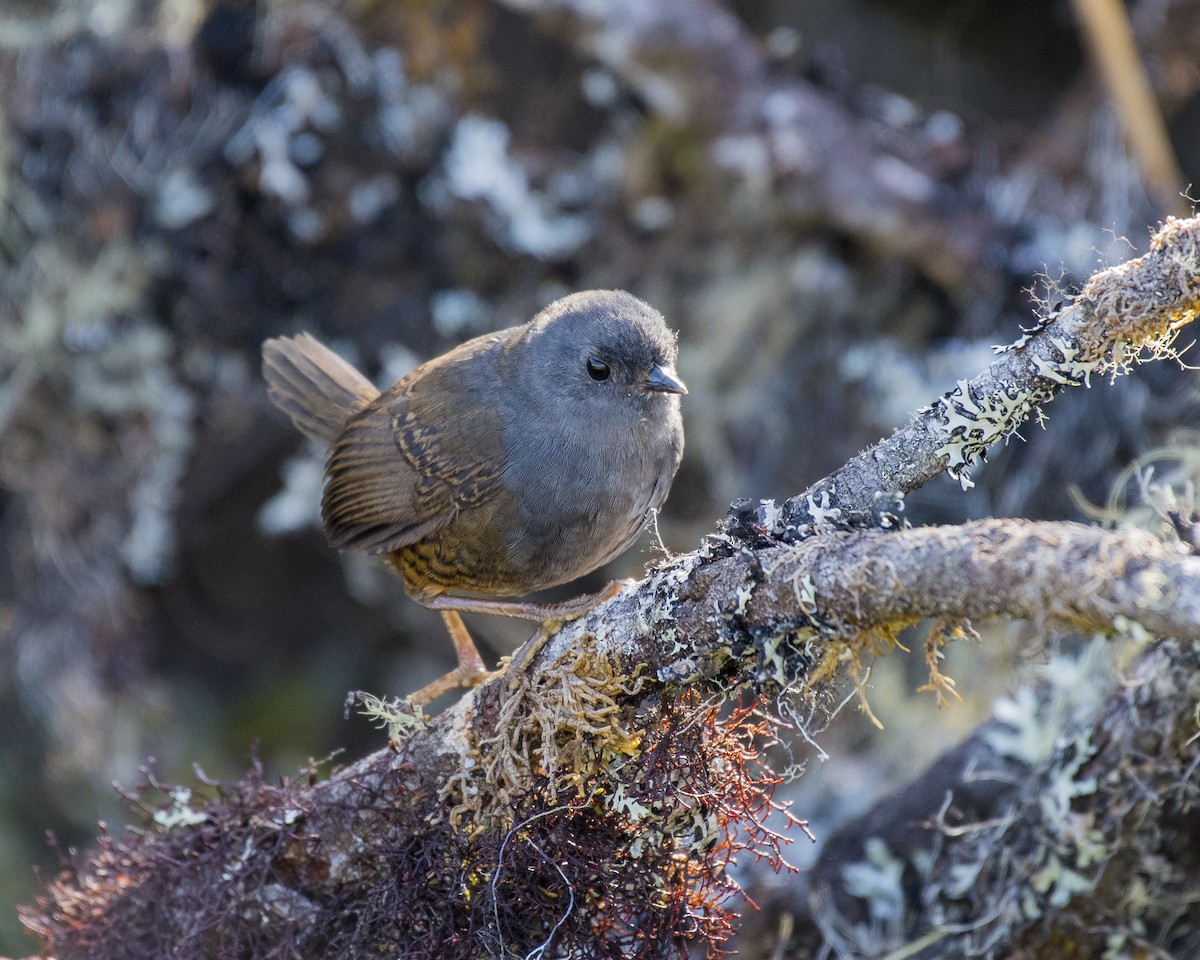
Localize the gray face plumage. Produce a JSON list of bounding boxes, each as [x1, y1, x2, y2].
[[518, 290, 686, 417]]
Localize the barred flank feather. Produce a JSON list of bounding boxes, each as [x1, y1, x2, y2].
[[322, 404, 450, 554]]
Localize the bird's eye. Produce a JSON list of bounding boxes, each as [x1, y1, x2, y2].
[[586, 357, 610, 381]]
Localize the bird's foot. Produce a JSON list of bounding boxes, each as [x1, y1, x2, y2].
[[407, 660, 497, 706], [406, 610, 495, 706]]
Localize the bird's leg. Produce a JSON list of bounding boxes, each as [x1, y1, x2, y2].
[[409, 581, 633, 703], [407, 610, 492, 706], [429, 580, 635, 691], [424, 579, 634, 623]]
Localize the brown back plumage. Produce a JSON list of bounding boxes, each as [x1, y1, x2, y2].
[[321, 342, 509, 556], [262, 334, 380, 446], [321, 397, 453, 555], [263, 331, 510, 559]]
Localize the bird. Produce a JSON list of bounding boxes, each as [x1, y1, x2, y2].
[[262, 290, 686, 703]]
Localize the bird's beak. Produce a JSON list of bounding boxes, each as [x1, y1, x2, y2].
[[644, 364, 687, 395]]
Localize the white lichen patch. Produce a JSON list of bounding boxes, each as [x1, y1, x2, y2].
[[442, 115, 593, 259], [757, 499, 784, 535], [942, 854, 987, 899], [347, 690, 427, 749], [658, 626, 683, 656], [985, 686, 1045, 763], [633, 553, 701, 636], [731, 582, 754, 618], [993, 302, 1064, 355], [277, 808, 303, 827], [256, 883, 317, 923], [931, 377, 1039, 490], [985, 643, 1114, 765], [258, 451, 325, 535], [756, 626, 816, 688], [1030, 854, 1096, 909], [658, 656, 700, 684], [805, 491, 843, 531], [1039, 734, 1099, 825], [221, 836, 257, 882], [842, 838, 906, 931], [153, 787, 210, 830], [608, 782, 651, 822], [794, 573, 818, 615], [671, 802, 720, 856], [226, 65, 342, 207]]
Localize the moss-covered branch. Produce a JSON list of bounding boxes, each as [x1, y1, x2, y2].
[[743, 634, 1200, 960], [19, 522, 1200, 958], [19, 216, 1200, 958]]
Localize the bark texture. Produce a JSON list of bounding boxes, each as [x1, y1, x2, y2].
[[18, 217, 1200, 958]]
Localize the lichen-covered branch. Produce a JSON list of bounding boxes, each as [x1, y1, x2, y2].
[[741, 634, 1200, 960], [774, 215, 1200, 534], [21, 515, 1200, 958]]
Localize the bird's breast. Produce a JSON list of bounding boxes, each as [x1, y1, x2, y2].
[[401, 398, 682, 599], [494, 412, 681, 590]]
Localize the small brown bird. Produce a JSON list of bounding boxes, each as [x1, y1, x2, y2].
[[262, 290, 686, 703]]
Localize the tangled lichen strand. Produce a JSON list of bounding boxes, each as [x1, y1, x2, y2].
[[462, 694, 801, 958], [1080, 215, 1200, 364], [438, 640, 651, 829], [419, 641, 802, 958]]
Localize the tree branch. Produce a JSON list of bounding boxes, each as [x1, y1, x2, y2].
[[776, 214, 1200, 532], [742, 631, 1200, 960], [20, 217, 1200, 958]]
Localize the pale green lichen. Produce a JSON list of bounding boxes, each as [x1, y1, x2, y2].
[[932, 331, 1103, 489], [756, 626, 818, 689], [608, 782, 651, 822], [931, 376, 1041, 491], [347, 690, 427, 749], [841, 838, 906, 937], [1039, 734, 1099, 824], [634, 554, 701, 636], [757, 498, 785, 535], [439, 642, 649, 828], [1030, 853, 1096, 909]]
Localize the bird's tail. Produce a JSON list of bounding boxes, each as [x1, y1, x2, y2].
[[262, 334, 380, 447]]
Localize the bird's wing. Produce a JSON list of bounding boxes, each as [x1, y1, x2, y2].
[[321, 341, 509, 555]]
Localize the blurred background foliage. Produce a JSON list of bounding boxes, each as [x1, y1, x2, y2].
[[1, 0, 1198, 953]]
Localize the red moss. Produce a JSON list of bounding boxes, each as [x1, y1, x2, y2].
[[23, 693, 803, 959]]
